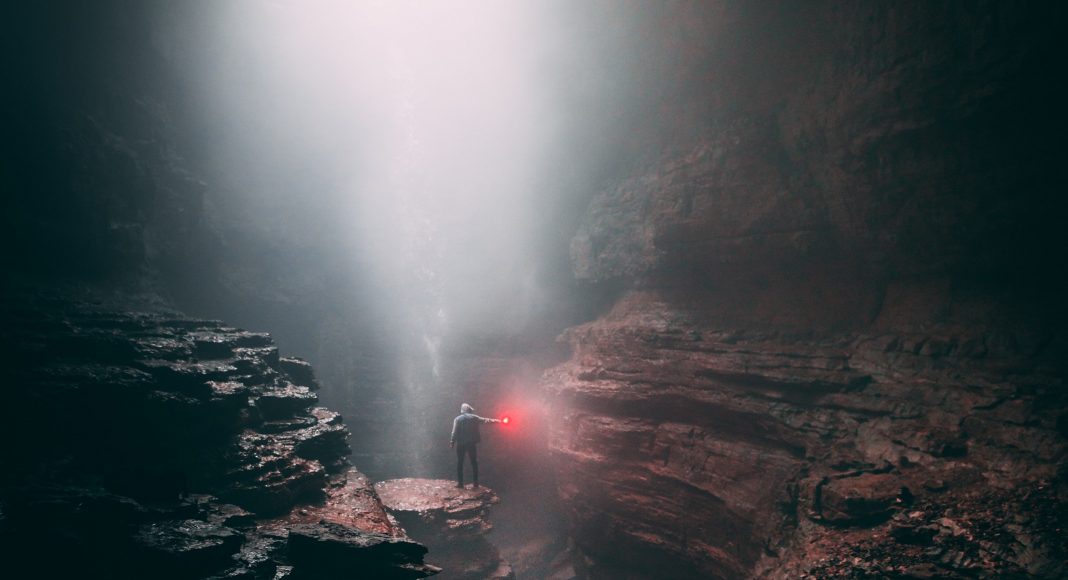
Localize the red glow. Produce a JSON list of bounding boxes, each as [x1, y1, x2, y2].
[[501, 416, 510, 425]]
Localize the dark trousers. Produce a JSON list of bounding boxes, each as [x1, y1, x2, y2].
[[455, 443, 478, 485]]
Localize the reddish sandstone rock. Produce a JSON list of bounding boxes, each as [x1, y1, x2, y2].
[[816, 473, 912, 525], [274, 469, 397, 537], [544, 291, 1066, 579], [286, 523, 436, 580], [375, 478, 514, 579]]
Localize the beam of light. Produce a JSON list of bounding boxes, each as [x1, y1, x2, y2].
[[178, 0, 555, 475], [192, 0, 548, 334], [264, 0, 545, 339]]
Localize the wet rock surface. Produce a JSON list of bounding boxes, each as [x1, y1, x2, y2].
[[545, 293, 1067, 578], [269, 469, 397, 537], [134, 519, 245, 576], [375, 478, 514, 579], [285, 523, 434, 580], [0, 294, 436, 579], [543, 1, 1067, 578], [787, 480, 1068, 579]]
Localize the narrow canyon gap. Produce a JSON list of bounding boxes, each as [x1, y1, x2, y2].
[[2, 1, 1067, 579]]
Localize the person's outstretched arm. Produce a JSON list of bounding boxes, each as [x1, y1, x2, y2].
[[476, 415, 501, 424], [450, 416, 459, 447]]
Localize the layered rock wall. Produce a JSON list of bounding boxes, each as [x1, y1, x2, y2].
[[546, 1, 1067, 578], [0, 292, 437, 579], [546, 293, 1065, 578]]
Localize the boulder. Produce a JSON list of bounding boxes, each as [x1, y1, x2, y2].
[[279, 357, 319, 390], [255, 383, 318, 420], [376, 478, 513, 579], [818, 473, 912, 524], [0, 298, 436, 579], [133, 519, 244, 576], [287, 522, 437, 579]]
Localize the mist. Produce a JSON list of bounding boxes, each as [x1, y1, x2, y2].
[[5, 1, 1067, 578], [151, 4, 623, 326], [163, 0, 538, 326], [128, 2, 652, 562]]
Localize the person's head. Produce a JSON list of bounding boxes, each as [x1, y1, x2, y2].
[[460, 403, 474, 414]]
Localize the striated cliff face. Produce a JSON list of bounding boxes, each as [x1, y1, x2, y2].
[[0, 292, 438, 579], [545, 293, 1066, 578], [545, 1, 1067, 578]]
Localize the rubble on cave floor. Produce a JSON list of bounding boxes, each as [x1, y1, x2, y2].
[[773, 473, 1068, 579], [375, 478, 515, 580], [544, 288, 1068, 579]]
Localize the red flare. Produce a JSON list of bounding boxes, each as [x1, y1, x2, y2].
[[501, 416, 510, 425]]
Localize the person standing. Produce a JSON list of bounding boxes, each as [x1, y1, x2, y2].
[[450, 403, 500, 488]]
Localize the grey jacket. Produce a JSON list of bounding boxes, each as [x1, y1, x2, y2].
[[451, 412, 494, 445]]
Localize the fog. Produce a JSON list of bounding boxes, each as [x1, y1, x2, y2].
[[127, 0, 656, 516], [0, 1, 666, 574], [67, 3, 673, 572], [6, 2, 1067, 577], [158, 6, 583, 299], [168, 0, 542, 332]]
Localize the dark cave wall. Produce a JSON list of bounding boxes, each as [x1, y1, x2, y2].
[[2, 2, 214, 289], [0, 291, 440, 579], [2, 1, 385, 459], [1, 1, 338, 330], [571, 0, 1067, 329], [548, 1, 1068, 578]]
